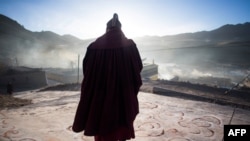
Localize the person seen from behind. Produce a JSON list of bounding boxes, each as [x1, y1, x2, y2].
[[72, 13, 143, 141]]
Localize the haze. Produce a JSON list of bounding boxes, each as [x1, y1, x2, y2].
[[0, 0, 250, 88]]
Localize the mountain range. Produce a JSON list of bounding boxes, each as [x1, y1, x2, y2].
[[0, 14, 250, 68], [136, 23, 250, 67]]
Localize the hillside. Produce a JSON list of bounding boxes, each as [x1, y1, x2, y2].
[[135, 22, 250, 50], [134, 23, 250, 71], [1, 14, 250, 69], [0, 14, 93, 68]]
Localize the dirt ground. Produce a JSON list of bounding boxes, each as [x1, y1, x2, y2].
[[0, 81, 250, 141]]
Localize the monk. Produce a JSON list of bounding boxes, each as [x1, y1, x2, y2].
[[72, 13, 143, 141]]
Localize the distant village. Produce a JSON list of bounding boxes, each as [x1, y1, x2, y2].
[[1, 57, 249, 94], [0, 59, 159, 93]]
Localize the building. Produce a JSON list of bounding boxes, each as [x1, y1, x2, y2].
[[0, 67, 47, 92], [141, 60, 158, 80]]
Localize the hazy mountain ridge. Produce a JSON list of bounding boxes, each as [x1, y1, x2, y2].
[[0, 14, 93, 68], [135, 22, 250, 51], [134, 23, 250, 68], [0, 14, 249, 68]]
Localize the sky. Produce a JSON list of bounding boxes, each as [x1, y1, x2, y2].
[[0, 0, 249, 39]]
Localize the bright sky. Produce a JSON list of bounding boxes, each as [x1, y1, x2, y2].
[[0, 0, 249, 39]]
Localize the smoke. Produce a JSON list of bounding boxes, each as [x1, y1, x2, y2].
[[138, 39, 250, 88], [14, 42, 85, 68], [191, 69, 212, 77], [158, 63, 212, 80]]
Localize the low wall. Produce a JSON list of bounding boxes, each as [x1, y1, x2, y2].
[[46, 72, 83, 84], [0, 71, 47, 91]]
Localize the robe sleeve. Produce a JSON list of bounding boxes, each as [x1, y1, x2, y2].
[[126, 40, 143, 94]]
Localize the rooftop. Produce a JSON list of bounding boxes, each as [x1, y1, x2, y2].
[[0, 90, 249, 141]]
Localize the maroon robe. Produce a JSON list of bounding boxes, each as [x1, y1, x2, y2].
[[72, 28, 142, 139]]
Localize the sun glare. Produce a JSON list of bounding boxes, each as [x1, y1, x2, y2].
[[117, 13, 147, 38], [97, 2, 149, 38]]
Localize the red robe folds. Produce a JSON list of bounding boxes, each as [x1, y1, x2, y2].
[[72, 28, 142, 140]]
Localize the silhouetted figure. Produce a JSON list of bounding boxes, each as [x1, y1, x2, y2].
[[7, 82, 13, 95], [72, 13, 142, 141]]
